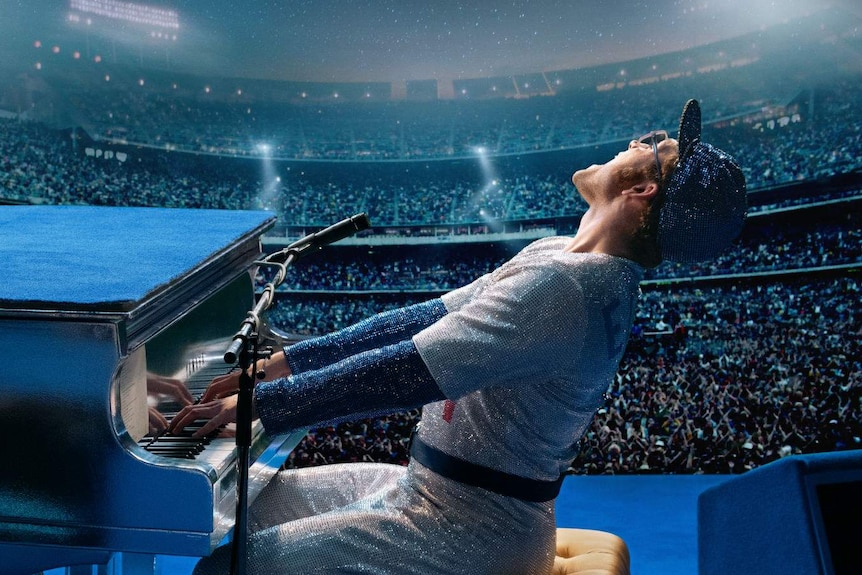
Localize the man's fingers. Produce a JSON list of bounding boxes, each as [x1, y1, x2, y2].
[[168, 404, 216, 434], [192, 415, 225, 438], [166, 406, 194, 434], [201, 373, 240, 402], [168, 396, 237, 437], [148, 407, 168, 435], [174, 384, 195, 405], [147, 375, 194, 405]]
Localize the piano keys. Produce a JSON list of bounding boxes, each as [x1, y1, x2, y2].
[[0, 206, 304, 574]]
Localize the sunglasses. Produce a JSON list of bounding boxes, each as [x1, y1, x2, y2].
[[638, 130, 669, 183]]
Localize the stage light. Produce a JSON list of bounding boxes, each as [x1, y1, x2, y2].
[[477, 205, 504, 233]]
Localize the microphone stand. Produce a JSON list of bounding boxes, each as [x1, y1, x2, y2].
[[225, 258, 289, 575], [223, 213, 370, 575], [229, 328, 256, 575]]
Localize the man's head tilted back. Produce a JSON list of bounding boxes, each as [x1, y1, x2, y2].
[[658, 99, 748, 263]]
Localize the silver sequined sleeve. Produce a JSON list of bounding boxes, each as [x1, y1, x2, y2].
[[254, 339, 445, 435], [285, 298, 447, 374]]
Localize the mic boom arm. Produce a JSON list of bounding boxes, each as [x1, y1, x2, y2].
[[224, 212, 371, 363]]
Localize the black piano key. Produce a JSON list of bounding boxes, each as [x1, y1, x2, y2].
[[145, 450, 197, 460], [141, 418, 227, 459]]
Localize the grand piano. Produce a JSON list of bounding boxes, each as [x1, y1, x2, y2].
[[0, 206, 305, 574]]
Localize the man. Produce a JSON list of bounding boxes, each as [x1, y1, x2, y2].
[[171, 99, 746, 574]]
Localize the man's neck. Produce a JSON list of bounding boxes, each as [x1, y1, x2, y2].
[[564, 206, 645, 265]]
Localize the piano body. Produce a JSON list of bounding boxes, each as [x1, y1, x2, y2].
[[0, 206, 304, 574]]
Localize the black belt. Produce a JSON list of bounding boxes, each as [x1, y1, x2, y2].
[[409, 435, 564, 503]]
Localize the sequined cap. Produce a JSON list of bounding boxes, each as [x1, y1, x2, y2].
[[659, 99, 748, 263]]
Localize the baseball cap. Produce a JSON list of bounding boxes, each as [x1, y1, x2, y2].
[[658, 99, 748, 263]]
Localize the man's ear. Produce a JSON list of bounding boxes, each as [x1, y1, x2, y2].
[[623, 181, 660, 201]]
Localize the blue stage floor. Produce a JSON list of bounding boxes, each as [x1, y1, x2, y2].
[[555, 474, 729, 575], [46, 474, 730, 575]]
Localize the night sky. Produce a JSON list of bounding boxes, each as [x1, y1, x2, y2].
[[2, 0, 856, 82]]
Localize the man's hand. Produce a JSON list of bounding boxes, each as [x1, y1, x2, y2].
[[148, 406, 169, 435], [200, 370, 244, 403], [146, 373, 193, 435], [147, 373, 194, 406], [168, 395, 241, 438], [199, 350, 291, 403], [167, 351, 288, 438]]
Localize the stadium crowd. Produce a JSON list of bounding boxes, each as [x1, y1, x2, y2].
[[272, 274, 862, 475], [578, 277, 861, 474], [4, 72, 862, 228], [3, 104, 862, 230], [265, 216, 860, 293], [1, 65, 860, 477], [40, 60, 754, 161]]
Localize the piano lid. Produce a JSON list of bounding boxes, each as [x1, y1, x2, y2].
[[0, 205, 275, 310], [0, 205, 276, 350]]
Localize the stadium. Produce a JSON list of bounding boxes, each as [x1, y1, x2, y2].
[[1, 1, 861, 574]]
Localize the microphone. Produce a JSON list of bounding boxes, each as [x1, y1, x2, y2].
[[283, 213, 371, 258]]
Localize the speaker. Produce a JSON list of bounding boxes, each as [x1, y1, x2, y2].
[[698, 451, 862, 575]]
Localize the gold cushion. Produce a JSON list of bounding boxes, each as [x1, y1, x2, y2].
[[552, 528, 631, 575]]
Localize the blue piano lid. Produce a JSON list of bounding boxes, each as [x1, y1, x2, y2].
[[0, 205, 275, 308]]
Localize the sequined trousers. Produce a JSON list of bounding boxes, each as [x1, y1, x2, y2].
[[193, 461, 556, 574]]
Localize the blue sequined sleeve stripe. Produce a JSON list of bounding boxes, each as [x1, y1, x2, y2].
[[285, 299, 447, 374], [255, 339, 445, 435]]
